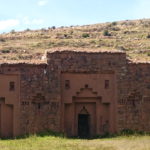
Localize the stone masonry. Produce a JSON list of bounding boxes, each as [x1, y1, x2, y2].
[[0, 48, 150, 137]]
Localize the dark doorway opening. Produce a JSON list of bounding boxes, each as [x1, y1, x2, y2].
[[78, 114, 90, 138]]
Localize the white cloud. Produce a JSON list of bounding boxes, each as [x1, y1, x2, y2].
[[0, 19, 20, 31], [22, 17, 44, 25], [38, 1, 47, 6], [32, 19, 44, 24]]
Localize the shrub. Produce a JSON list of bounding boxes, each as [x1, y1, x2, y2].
[[117, 46, 126, 50], [138, 35, 143, 38], [51, 26, 56, 29], [10, 57, 17, 60], [120, 129, 144, 136], [121, 22, 126, 25], [1, 49, 10, 53], [147, 34, 150, 38], [128, 21, 135, 26], [25, 28, 30, 32], [11, 29, 15, 34], [121, 21, 135, 26], [110, 27, 120, 31], [57, 33, 61, 36], [140, 20, 143, 24], [64, 34, 67, 37], [82, 33, 89, 38], [124, 31, 130, 34], [106, 24, 112, 28], [36, 43, 42, 47], [148, 52, 150, 56], [16, 129, 66, 139], [0, 38, 5, 42], [90, 40, 96, 44], [112, 22, 117, 26], [67, 35, 72, 39], [18, 55, 23, 59], [106, 22, 117, 28], [103, 30, 109, 36], [41, 28, 46, 32], [47, 41, 54, 46], [70, 30, 74, 34]]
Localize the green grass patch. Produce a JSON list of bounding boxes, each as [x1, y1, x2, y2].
[[1, 130, 150, 150]]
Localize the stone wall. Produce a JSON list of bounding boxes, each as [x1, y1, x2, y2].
[[46, 51, 127, 133], [19, 51, 127, 134], [0, 64, 61, 135], [118, 63, 150, 132], [1, 50, 150, 136], [19, 65, 61, 134]]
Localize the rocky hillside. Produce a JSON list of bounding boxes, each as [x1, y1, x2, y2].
[[1, 18, 150, 61]]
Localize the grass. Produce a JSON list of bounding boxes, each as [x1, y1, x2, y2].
[[0, 130, 150, 150], [1, 134, 150, 150]]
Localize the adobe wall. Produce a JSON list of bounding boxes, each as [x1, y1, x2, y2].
[[0, 63, 61, 136], [0, 69, 20, 138], [1, 50, 150, 137], [46, 51, 127, 134], [61, 73, 116, 136], [37, 51, 150, 133]]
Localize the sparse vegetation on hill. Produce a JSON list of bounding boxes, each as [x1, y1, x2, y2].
[[1, 19, 150, 61]]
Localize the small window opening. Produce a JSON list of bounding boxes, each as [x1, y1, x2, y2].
[[10, 82, 15, 91], [65, 80, 70, 89], [105, 80, 109, 89], [38, 103, 41, 109], [85, 85, 88, 88], [45, 65, 47, 69]]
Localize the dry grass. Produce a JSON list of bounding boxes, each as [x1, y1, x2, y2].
[[0, 135, 150, 150]]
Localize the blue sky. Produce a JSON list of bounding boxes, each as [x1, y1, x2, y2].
[[0, 0, 150, 33]]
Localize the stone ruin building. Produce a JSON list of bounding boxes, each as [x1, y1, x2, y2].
[[0, 47, 150, 138]]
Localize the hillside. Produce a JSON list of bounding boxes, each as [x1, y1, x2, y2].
[[1, 18, 150, 61]]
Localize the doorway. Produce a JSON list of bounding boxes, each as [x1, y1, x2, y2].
[[78, 114, 90, 138]]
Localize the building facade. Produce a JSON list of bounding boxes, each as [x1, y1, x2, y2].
[[0, 48, 150, 138]]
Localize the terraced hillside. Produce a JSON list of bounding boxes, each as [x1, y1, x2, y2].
[[1, 18, 150, 61]]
